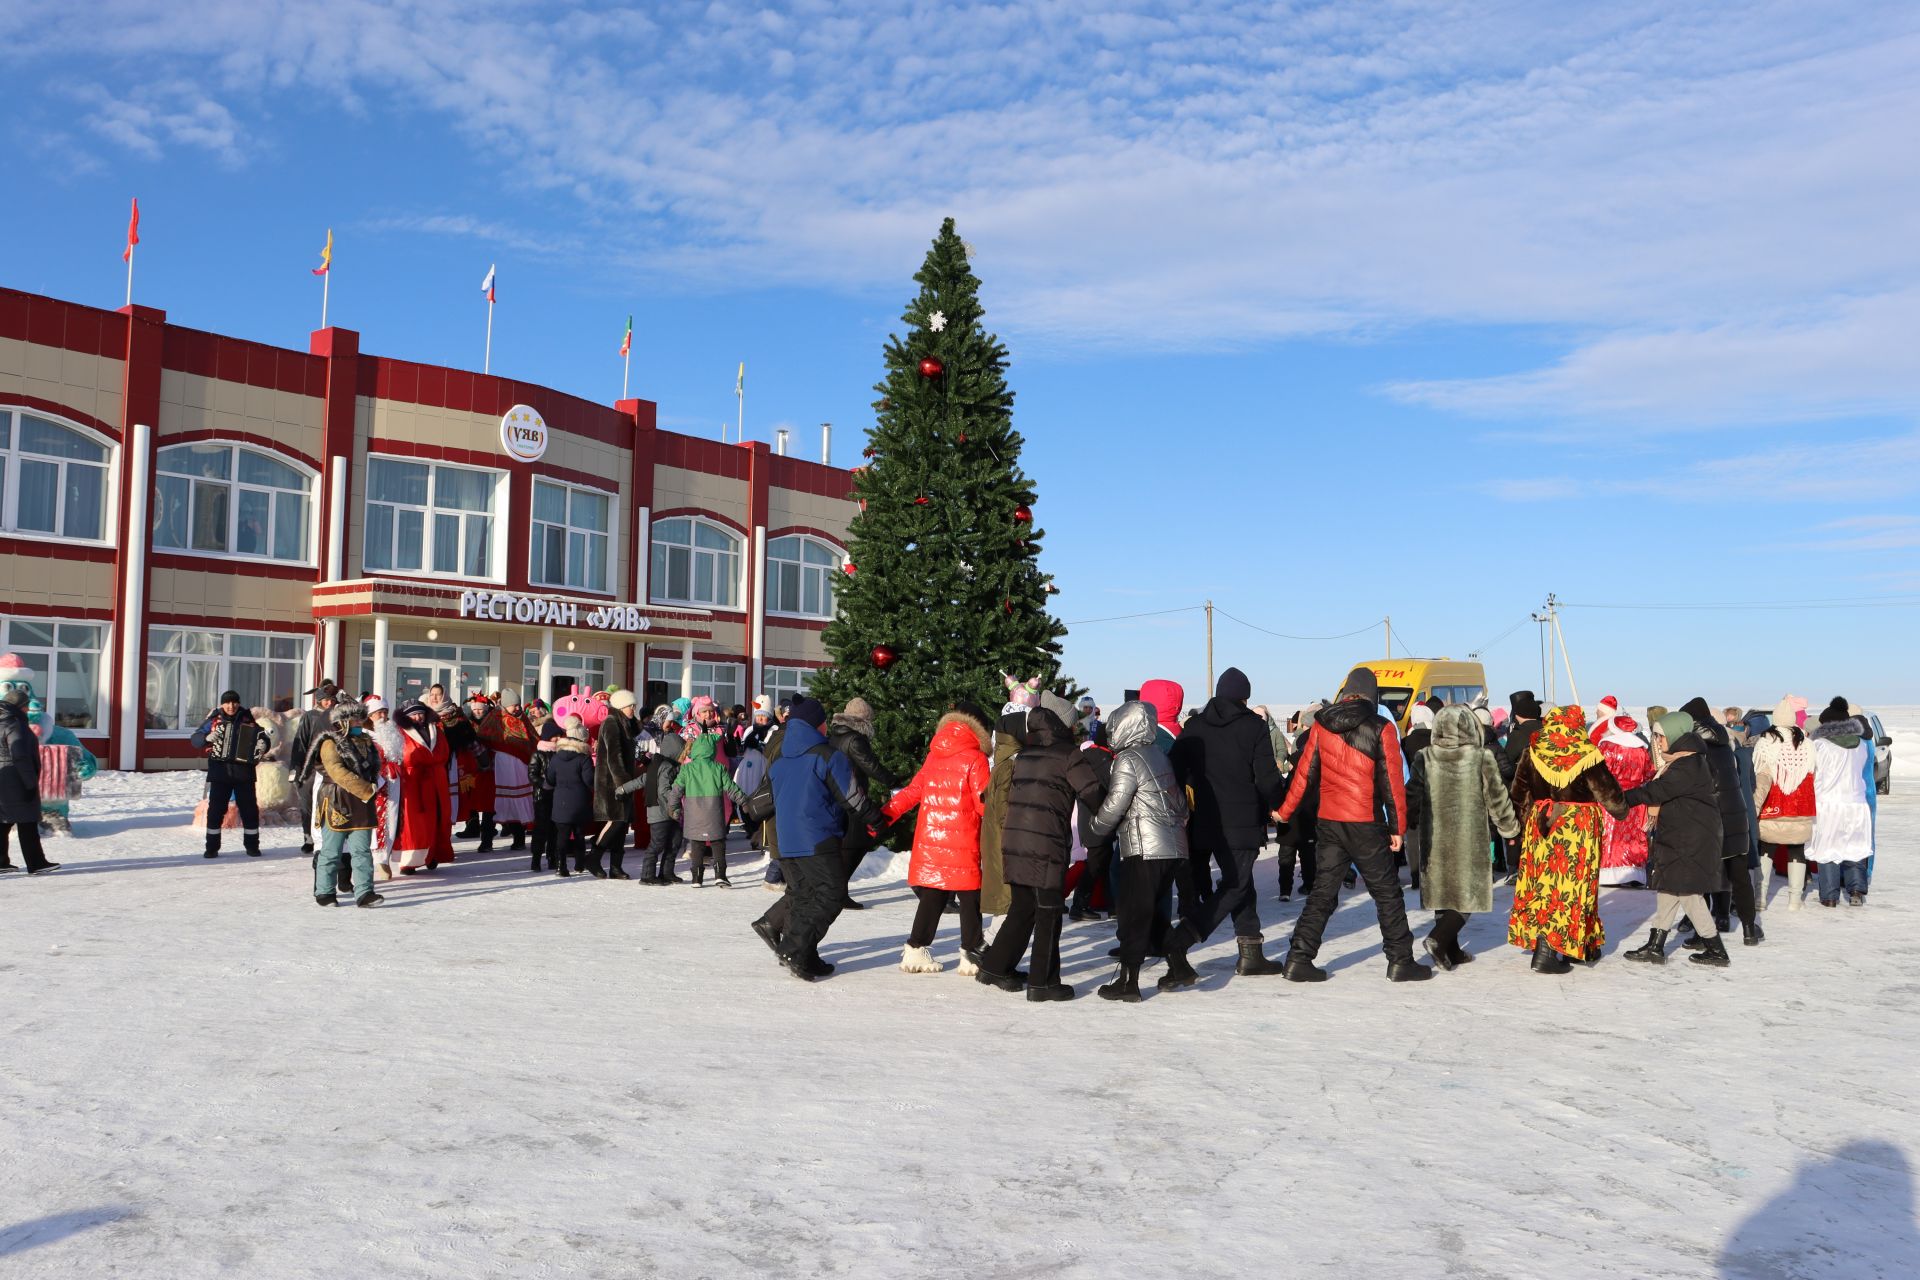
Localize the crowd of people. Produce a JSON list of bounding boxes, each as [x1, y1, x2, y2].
[[0, 649, 1888, 1000]]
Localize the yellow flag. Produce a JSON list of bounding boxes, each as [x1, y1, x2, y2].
[[312, 228, 332, 276]]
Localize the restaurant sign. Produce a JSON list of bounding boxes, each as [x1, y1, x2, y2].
[[458, 590, 653, 633]]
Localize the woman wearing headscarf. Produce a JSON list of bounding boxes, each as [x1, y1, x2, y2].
[[1506, 705, 1627, 973], [1409, 705, 1521, 970], [1617, 711, 1732, 966], [1752, 696, 1816, 910]]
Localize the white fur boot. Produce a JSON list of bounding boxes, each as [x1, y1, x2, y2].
[[899, 944, 945, 974], [956, 950, 979, 977], [1787, 862, 1806, 911]]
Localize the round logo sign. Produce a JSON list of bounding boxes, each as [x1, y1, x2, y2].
[[500, 404, 548, 463]]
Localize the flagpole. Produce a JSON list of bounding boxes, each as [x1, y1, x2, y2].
[[736, 385, 744, 445], [622, 347, 631, 401], [484, 298, 494, 374], [125, 243, 134, 308], [321, 268, 330, 329]]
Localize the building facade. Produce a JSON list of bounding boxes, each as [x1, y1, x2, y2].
[[0, 287, 855, 770]]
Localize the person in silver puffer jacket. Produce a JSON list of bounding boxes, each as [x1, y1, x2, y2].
[[1085, 700, 1190, 1002]]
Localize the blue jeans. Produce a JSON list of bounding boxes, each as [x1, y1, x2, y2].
[[1816, 859, 1866, 902], [316, 827, 373, 900]]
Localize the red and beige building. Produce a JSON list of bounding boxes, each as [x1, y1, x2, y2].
[[0, 286, 855, 770]]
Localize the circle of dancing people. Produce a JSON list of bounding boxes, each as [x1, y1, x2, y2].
[[0, 654, 1884, 1000]]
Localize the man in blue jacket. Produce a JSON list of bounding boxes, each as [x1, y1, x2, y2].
[[762, 697, 875, 981]]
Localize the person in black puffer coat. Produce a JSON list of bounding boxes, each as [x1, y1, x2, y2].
[[1679, 696, 1761, 945], [1162, 667, 1287, 984], [544, 718, 596, 876], [0, 689, 56, 874], [1069, 723, 1118, 920], [1614, 712, 1731, 966], [585, 690, 641, 879], [828, 697, 901, 909], [977, 707, 1104, 1002], [191, 690, 271, 859]]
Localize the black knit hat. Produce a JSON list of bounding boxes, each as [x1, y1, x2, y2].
[[1818, 696, 1851, 725], [219, 689, 242, 705], [1339, 667, 1379, 702], [788, 696, 828, 729], [1216, 667, 1252, 702]]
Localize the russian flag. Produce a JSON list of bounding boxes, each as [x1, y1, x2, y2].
[[481, 264, 497, 304]]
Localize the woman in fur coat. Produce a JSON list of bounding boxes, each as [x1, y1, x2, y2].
[[1808, 698, 1876, 906], [882, 709, 993, 975], [1506, 705, 1628, 973], [1409, 706, 1521, 971]]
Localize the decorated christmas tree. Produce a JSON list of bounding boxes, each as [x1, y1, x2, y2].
[[808, 218, 1068, 780]]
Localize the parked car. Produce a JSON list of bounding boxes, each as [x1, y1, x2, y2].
[[1868, 712, 1892, 794]]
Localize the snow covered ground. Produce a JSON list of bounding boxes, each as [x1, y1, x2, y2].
[[3, 714, 1916, 1279]]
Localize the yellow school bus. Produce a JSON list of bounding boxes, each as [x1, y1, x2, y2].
[[1340, 659, 1488, 730]]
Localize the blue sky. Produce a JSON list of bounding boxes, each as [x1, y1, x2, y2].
[[4, 1, 1918, 708]]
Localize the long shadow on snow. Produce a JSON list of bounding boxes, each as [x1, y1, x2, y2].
[[0, 1205, 138, 1257], [1717, 1139, 1920, 1279]]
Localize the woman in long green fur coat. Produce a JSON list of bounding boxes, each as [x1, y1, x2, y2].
[[1409, 705, 1521, 971]]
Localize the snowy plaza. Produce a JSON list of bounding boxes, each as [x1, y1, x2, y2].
[[4, 718, 1915, 1279]]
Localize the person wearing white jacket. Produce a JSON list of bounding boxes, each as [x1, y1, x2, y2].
[[1807, 698, 1876, 907]]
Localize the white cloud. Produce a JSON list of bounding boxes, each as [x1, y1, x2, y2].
[[6, 0, 1919, 425], [1483, 429, 1920, 504]]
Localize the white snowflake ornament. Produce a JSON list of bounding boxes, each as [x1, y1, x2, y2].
[[928, 311, 947, 332]]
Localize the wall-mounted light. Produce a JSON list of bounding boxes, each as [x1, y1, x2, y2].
[[427, 628, 439, 641], [566, 640, 576, 651]]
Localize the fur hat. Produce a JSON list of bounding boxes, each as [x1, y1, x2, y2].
[[330, 701, 367, 725], [609, 689, 637, 712], [564, 715, 587, 742], [1409, 702, 1436, 731]]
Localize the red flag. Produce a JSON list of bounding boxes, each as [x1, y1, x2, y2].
[[123, 198, 140, 262]]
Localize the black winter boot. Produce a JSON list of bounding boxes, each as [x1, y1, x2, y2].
[[1097, 964, 1142, 1003], [1157, 923, 1199, 990], [336, 862, 353, 893], [751, 918, 783, 959], [1385, 958, 1433, 983], [1423, 935, 1455, 972], [1282, 951, 1329, 983], [1742, 919, 1764, 946], [1026, 981, 1074, 1002], [243, 832, 261, 857], [1624, 929, 1669, 964], [203, 831, 221, 859], [1689, 934, 1731, 968], [1530, 938, 1572, 974], [1234, 937, 1284, 976]]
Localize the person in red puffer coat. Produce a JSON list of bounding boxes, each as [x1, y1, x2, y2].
[[883, 710, 994, 975]]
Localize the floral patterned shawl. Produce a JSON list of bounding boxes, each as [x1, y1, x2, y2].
[[1529, 705, 1605, 788]]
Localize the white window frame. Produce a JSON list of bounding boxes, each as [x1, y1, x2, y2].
[[0, 406, 117, 547], [649, 516, 743, 610], [765, 534, 844, 620], [145, 627, 312, 734], [646, 657, 743, 708], [1, 616, 110, 735], [528, 478, 617, 596], [153, 441, 319, 566], [362, 454, 509, 585], [760, 665, 814, 706]]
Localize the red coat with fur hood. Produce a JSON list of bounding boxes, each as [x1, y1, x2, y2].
[[883, 712, 992, 891]]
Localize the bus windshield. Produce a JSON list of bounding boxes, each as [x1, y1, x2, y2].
[[1378, 688, 1413, 721]]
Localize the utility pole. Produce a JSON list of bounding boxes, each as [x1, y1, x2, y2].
[[1546, 592, 1579, 707], [1385, 614, 1392, 659], [1205, 599, 1215, 696], [1532, 607, 1550, 701]]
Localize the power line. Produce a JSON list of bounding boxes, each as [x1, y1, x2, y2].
[[1469, 615, 1533, 657], [1564, 594, 1920, 613], [1065, 605, 1205, 626], [1214, 607, 1381, 642]]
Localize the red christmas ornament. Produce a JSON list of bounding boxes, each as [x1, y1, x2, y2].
[[842, 562, 857, 576], [914, 495, 930, 506], [1013, 503, 1032, 523], [957, 433, 967, 443], [1003, 599, 1013, 614], [918, 357, 944, 378], [871, 644, 899, 670], [864, 446, 877, 457]]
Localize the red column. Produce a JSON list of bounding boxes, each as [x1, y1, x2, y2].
[[310, 327, 360, 682], [744, 441, 770, 684], [617, 397, 657, 691]]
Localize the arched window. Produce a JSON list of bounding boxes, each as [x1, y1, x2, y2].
[[154, 442, 314, 563], [766, 535, 843, 619], [650, 517, 741, 608], [0, 407, 112, 542]]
